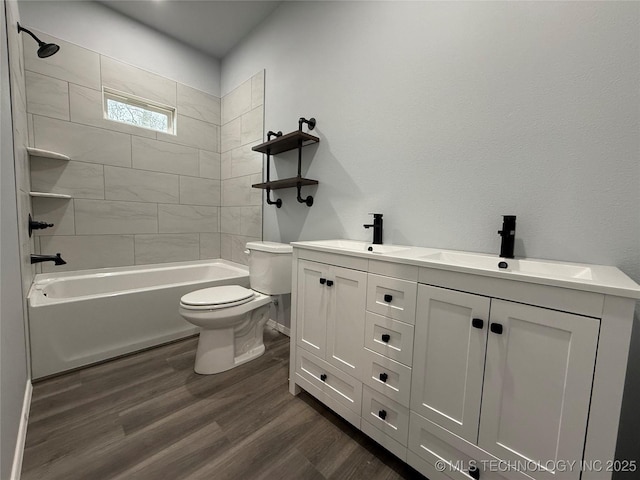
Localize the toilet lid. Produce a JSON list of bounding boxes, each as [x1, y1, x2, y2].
[[180, 285, 255, 308]]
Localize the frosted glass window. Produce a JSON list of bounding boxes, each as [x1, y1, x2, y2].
[[103, 88, 175, 134]]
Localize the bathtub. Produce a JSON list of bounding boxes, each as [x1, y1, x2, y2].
[[27, 259, 250, 379]]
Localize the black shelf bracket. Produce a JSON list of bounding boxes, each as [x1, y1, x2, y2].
[[266, 188, 282, 208], [297, 183, 313, 206]]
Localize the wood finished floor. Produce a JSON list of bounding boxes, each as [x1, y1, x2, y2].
[[22, 329, 426, 480]]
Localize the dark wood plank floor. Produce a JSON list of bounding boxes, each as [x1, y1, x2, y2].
[[22, 328, 426, 480]]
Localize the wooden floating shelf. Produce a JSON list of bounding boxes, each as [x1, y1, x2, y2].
[[252, 177, 318, 191], [29, 192, 72, 199], [27, 147, 70, 161], [252, 131, 319, 155]]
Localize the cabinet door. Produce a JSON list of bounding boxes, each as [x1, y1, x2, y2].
[[479, 300, 599, 480], [296, 260, 329, 357], [326, 265, 367, 377], [411, 285, 490, 444]]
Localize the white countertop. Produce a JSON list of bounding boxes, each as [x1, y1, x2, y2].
[[291, 239, 640, 299]]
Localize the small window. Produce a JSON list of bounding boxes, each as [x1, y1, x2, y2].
[[103, 88, 175, 134]]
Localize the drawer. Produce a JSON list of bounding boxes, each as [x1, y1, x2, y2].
[[295, 349, 362, 415], [362, 348, 412, 407], [361, 385, 410, 447], [408, 412, 534, 480], [364, 311, 414, 366], [366, 274, 417, 324]]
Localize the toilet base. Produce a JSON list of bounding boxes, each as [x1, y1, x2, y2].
[[193, 303, 270, 374]]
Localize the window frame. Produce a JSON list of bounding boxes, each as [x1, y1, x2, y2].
[[102, 87, 176, 135]]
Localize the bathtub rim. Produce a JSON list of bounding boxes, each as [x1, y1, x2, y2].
[[28, 258, 250, 307]]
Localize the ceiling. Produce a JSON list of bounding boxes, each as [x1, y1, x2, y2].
[[98, 0, 282, 60]]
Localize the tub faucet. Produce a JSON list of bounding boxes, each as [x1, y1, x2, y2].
[[364, 213, 383, 245], [31, 253, 66, 266], [498, 215, 516, 259]]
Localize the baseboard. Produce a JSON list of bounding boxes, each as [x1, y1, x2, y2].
[[267, 319, 290, 337], [10, 380, 32, 480]]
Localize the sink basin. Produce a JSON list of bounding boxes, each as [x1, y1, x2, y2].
[[421, 251, 593, 280], [305, 240, 411, 255]]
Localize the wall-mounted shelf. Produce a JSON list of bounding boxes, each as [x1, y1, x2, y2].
[[30, 192, 71, 199], [251, 117, 319, 208], [27, 147, 70, 161]]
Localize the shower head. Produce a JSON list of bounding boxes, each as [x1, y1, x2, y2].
[[17, 23, 60, 58]]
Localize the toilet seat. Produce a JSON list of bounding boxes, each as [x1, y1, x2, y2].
[[180, 285, 255, 311]]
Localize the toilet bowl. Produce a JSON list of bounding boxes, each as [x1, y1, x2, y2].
[[179, 242, 292, 374]]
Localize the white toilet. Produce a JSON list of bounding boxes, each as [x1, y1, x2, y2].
[[179, 241, 292, 374]]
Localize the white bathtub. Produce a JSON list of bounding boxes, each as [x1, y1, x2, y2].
[[27, 259, 250, 379]]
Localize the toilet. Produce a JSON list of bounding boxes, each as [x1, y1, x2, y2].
[[179, 241, 292, 374]]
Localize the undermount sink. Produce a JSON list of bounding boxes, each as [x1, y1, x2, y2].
[[306, 239, 411, 255], [421, 251, 593, 280]]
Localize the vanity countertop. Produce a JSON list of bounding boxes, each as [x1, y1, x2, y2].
[[291, 239, 640, 299]]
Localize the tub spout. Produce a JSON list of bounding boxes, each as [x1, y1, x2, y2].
[[31, 253, 66, 266]]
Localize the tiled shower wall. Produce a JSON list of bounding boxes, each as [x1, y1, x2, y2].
[[24, 30, 264, 271], [220, 73, 264, 264]]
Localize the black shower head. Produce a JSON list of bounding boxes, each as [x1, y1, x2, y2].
[[17, 23, 60, 58]]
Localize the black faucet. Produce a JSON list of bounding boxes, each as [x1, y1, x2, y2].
[[498, 215, 516, 259], [31, 253, 66, 266], [364, 213, 383, 245]]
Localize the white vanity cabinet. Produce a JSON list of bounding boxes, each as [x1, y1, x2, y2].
[[410, 284, 600, 480], [289, 241, 640, 480]]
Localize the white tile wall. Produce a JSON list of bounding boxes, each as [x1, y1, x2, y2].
[[25, 71, 69, 120], [105, 166, 179, 204], [24, 30, 101, 89], [199, 233, 221, 259], [134, 234, 199, 265], [179, 176, 221, 206], [157, 114, 218, 152], [32, 197, 75, 236], [101, 56, 177, 107], [199, 150, 221, 179], [177, 83, 221, 125], [24, 30, 262, 271], [222, 78, 252, 124], [33, 116, 132, 167], [158, 204, 218, 233], [31, 158, 104, 199], [39, 235, 134, 273], [74, 199, 158, 235], [131, 136, 199, 176]]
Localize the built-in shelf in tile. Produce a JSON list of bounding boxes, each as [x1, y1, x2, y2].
[[27, 147, 70, 161], [30, 192, 72, 199]]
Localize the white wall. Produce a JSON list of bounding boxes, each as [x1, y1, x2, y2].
[[222, 1, 639, 286], [1, 1, 29, 477], [18, 0, 221, 96]]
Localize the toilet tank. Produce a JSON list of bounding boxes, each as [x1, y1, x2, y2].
[[246, 241, 293, 295]]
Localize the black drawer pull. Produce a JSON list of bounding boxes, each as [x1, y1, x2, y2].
[[490, 323, 503, 335], [378, 409, 387, 420], [384, 294, 393, 303], [326, 280, 334, 287], [472, 318, 484, 329], [319, 278, 326, 285], [469, 465, 480, 480], [320, 374, 327, 382], [379, 372, 388, 383], [381, 334, 391, 343]]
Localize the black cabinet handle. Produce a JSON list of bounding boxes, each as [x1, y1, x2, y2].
[[490, 323, 503, 335], [384, 294, 393, 303], [326, 280, 334, 287], [472, 318, 484, 329], [320, 374, 327, 382], [378, 409, 387, 420], [469, 466, 480, 480], [379, 372, 388, 383], [319, 278, 326, 285], [381, 334, 391, 343]]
